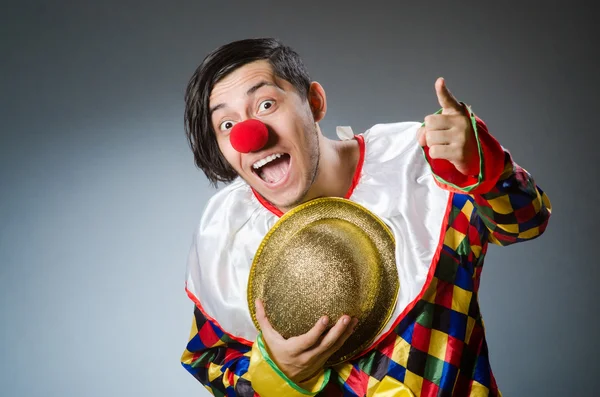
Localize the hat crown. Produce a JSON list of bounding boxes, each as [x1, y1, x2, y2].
[[263, 218, 380, 338], [248, 197, 399, 365]]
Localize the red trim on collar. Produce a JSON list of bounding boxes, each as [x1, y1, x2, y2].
[[252, 188, 284, 217], [252, 134, 366, 218], [345, 134, 365, 199]]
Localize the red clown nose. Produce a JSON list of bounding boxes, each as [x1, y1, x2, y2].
[[229, 119, 269, 153]]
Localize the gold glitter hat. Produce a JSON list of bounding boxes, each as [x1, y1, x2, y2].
[[248, 197, 399, 365]]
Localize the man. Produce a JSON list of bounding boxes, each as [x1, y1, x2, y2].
[[180, 38, 551, 396]]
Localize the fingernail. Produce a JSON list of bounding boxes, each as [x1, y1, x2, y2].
[[343, 317, 350, 325], [321, 316, 329, 325]]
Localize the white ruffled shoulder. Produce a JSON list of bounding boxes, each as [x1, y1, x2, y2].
[[186, 178, 278, 342]]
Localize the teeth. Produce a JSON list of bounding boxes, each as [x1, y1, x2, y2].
[[253, 153, 283, 169]]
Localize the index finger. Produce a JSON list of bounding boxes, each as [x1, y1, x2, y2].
[[313, 315, 354, 354], [292, 315, 330, 350]]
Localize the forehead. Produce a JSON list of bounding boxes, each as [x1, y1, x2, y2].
[[210, 60, 277, 103]]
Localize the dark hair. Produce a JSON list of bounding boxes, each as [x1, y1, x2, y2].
[[184, 38, 311, 186]]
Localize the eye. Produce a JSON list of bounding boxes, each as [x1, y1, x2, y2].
[[219, 120, 236, 131], [258, 100, 275, 113]]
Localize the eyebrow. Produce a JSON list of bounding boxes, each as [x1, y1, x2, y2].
[[209, 80, 276, 115]]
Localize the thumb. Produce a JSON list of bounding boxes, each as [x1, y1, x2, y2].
[[435, 77, 461, 113], [255, 299, 281, 341]]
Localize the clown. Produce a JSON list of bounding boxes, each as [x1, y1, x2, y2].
[[181, 38, 551, 396]]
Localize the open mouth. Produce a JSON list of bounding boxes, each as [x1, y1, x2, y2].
[[252, 153, 291, 184]]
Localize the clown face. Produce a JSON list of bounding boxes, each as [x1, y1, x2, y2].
[[209, 60, 326, 211]]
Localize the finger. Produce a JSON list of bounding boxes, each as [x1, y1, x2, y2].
[[294, 315, 330, 350], [417, 126, 427, 147], [435, 77, 461, 112], [314, 315, 353, 354], [424, 129, 453, 146], [325, 317, 358, 354], [255, 299, 282, 342], [423, 114, 452, 131], [428, 144, 458, 161]]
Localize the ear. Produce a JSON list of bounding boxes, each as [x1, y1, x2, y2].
[[308, 81, 327, 122]]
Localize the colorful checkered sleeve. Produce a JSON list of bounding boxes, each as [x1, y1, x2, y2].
[[470, 151, 552, 246], [422, 112, 551, 246], [181, 306, 256, 396]]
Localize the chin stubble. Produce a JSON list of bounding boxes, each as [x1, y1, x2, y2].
[[278, 123, 321, 210]]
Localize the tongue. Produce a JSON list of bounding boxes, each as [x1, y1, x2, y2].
[[259, 155, 290, 184]]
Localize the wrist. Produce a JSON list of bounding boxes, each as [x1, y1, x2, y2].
[[249, 333, 331, 396]]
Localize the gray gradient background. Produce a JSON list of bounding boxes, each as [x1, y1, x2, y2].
[[1, 1, 597, 396]]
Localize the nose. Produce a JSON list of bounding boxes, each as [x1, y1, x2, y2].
[[230, 119, 269, 153]]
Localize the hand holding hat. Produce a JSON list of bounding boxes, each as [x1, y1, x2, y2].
[[255, 299, 358, 383]]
